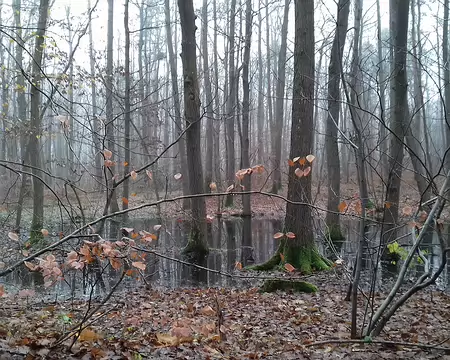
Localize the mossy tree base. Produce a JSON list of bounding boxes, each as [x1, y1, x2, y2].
[[260, 279, 317, 293], [182, 228, 209, 263], [326, 224, 345, 242], [248, 242, 331, 274]]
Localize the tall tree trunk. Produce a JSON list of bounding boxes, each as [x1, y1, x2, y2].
[[29, 0, 50, 241], [165, 0, 190, 209], [225, 0, 237, 207], [88, 0, 102, 190], [325, 0, 350, 241], [252, 0, 329, 274], [241, 0, 252, 217], [256, 0, 264, 165], [376, 0, 389, 185], [212, 0, 221, 189], [65, 6, 74, 173], [122, 0, 131, 218], [202, 0, 214, 193], [270, 0, 289, 194], [381, 0, 410, 246], [443, 0, 450, 171], [178, 0, 208, 260], [106, 0, 119, 213], [14, 0, 28, 231], [266, 0, 274, 174]]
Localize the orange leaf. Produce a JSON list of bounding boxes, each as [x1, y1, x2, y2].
[[209, 182, 217, 191], [338, 201, 347, 213], [79, 328, 102, 342], [110, 258, 122, 270], [132, 261, 146, 271], [122, 197, 129, 205], [0, 285, 5, 297], [273, 232, 284, 239], [355, 201, 362, 215], [295, 168, 304, 178], [126, 269, 134, 276], [123, 161, 129, 166], [285, 232, 296, 239], [299, 157, 306, 166], [385, 201, 391, 209], [288, 159, 295, 167], [131, 192, 137, 197], [235, 261, 243, 270], [280, 253, 285, 262], [284, 263, 295, 272]]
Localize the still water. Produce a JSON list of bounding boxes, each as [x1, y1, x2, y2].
[[3, 217, 449, 298]]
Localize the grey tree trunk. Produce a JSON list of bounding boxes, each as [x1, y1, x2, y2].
[[178, 0, 208, 260], [212, 0, 221, 189], [165, 0, 190, 209], [256, 0, 264, 165], [270, 0, 290, 194], [325, 0, 350, 240], [225, 0, 237, 207], [381, 0, 410, 246], [106, 0, 119, 213], [29, 0, 50, 241], [202, 0, 214, 193], [88, 0, 102, 190], [443, 0, 450, 171], [122, 0, 131, 218], [241, 0, 252, 217]]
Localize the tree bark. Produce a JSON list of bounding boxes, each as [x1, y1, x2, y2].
[[225, 0, 237, 207], [443, 0, 450, 171], [256, 0, 264, 165], [178, 0, 209, 260], [270, 0, 290, 194], [381, 0, 410, 246], [29, 0, 50, 241], [165, 0, 190, 209], [325, 0, 350, 240], [202, 0, 214, 193]]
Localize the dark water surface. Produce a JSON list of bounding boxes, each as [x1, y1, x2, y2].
[[3, 217, 449, 299]]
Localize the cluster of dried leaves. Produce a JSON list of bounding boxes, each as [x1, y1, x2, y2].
[[0, 270, 448, 359]]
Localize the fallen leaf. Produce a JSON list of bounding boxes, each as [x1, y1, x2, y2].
[[8, 231, 19, 242], [284, 263, 295, 272]]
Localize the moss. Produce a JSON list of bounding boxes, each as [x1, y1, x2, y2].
[[260, 279, 318, 293], [28, 229, 46, 247], [182, 227, 209, 262], [246, 252, 280, 271]]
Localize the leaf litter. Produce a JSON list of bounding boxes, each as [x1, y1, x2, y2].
[[0, 270, 448, 359]]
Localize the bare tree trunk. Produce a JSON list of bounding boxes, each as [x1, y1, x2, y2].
[[225, 0, 237, 207], [106, 0, 119, 214], [443, 0, 450, 171], [178, 0, 208, 260], [376, 0, 389, 184], [212, 0, 221, 189], [88, 0, 102, 190], [381, 0, 410, 246], [65, 6, 74, 173], [165, 0, 189, 209], [241, 0, 252, 217], [29, 0, 50, 241], [270, 0, 289, 194], [265, 0, 273, 173], [202, 0, 214, 193], [325, 0, 350, 240], [256, 0, 264, 165], [122, 0, 131, 219]]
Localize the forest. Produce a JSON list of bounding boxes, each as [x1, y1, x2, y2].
[[0, 0, 449, 358]]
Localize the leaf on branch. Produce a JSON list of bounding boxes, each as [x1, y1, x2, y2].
[[132, 261, 146, 271], [153, 224, 162, 231], [306, 154, 315, 163], [174, 173, 183, 180], [251, 164, 265, 174], [103, 149, 112, 159], [299, 157, 306, 166], [402, 206, 412, 216], [285, 232, 296, 239], [146, 169, 153, 180], [303, 166, 311, 177], [104, 160, 114, 167], [293, 156, 301, 162], [294, 168, 304, 178], [288, 159, 295, 167], [280, 253, 285, 262], [130, 170, 138, 180], [235, 261, 243, 270], [226, 184, 234, 192], [273, 232, 284, 239], [338, 201, 347, 213], [41, 228, 49, 237], [122, 197, 129, 205], [209, 182, 217, 191]]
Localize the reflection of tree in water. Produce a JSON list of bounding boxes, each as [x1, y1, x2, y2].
[[241, 216, 254, 267]]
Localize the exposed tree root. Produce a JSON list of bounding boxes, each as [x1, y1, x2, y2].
[[260, 279, 317, 293]]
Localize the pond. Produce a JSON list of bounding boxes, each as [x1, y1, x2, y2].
[[2, 217, 449, 299]]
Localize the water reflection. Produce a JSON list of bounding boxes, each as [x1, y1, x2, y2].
[[3, 217, 449, 298]]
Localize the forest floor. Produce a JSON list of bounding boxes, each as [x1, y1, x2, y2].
[[0, 268, 449, 359]]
